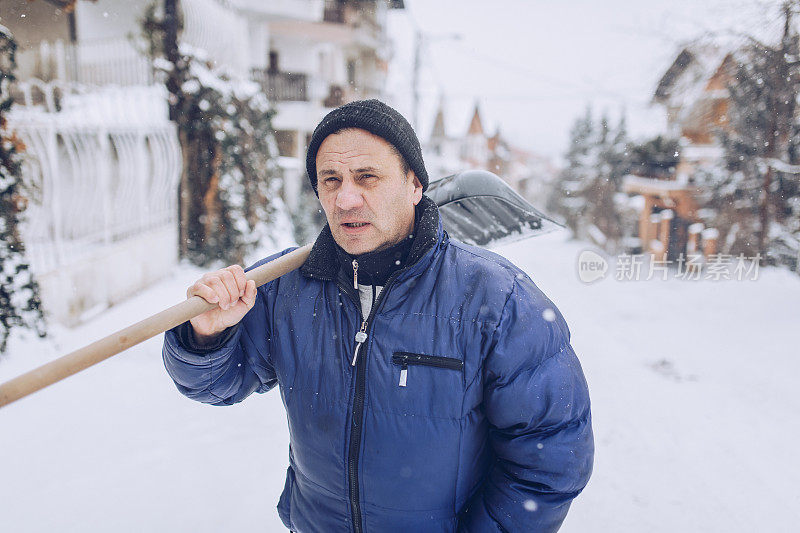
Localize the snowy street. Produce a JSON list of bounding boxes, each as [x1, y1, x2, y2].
[[4, 0, 800, 530], [1, 231, 798, 532]]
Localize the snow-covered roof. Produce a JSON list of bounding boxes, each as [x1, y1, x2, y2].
[[653, 43, 731, 109], [623, 174, 696, 192]]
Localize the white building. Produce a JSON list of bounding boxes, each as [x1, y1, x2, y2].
[[233, 0, 405, 209]]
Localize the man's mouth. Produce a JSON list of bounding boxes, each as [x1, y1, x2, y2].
[[342, 222, 369, 227]]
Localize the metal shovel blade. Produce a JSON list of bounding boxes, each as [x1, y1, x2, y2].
[[426, 170, 563, 247]]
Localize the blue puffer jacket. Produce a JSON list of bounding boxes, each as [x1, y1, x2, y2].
[[163, 197, 593, 532]]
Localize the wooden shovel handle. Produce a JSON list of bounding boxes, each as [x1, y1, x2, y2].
[[0, 244, 313, 408]]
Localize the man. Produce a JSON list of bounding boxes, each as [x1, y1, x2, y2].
[[163, 99, 593, 532]]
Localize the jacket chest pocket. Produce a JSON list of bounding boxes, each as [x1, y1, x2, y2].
[[391, 352, 464, 387], [385, 351, 466, 420]]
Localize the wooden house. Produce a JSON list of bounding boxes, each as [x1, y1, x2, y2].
[[621, 44, 736, 261]]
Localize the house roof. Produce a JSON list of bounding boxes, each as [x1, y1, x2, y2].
[[430, 103, 447, 139], [467, 103, 484, 135], [653, 43, 730, 106]]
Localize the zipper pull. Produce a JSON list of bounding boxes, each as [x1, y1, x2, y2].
[[351, 320, 368, 366], [352, 259, 359, 289], [399, 362, 408, 387]]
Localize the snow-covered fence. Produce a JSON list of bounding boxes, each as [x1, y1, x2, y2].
[[16, 82, 169, 123], [8, 87, 181, 325], [14, 121, 180, 273]]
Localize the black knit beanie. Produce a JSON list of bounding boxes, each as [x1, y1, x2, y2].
[[305, 99, 429, 196]]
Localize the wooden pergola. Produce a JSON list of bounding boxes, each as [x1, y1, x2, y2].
[[622, 176, 716, 261]]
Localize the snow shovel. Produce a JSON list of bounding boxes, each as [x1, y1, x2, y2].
[[0, 170, 561, 408], [427, 169, 562, 246]]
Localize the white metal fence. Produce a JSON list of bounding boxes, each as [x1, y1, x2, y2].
[[12, 120, 181, 276], [7, 79, 182, 323]]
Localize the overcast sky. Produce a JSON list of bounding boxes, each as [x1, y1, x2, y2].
[[385, 0, 791, 163]]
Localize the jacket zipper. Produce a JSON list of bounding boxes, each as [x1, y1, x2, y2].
[[338, 262, 408, 533], [391, 353, 464, 387], [351, 320, 367, 366]]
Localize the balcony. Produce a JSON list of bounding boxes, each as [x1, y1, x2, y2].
[[231, 0, 324, 22], [15, 38, 153, 87], [323, 85, 345, 108], [323, 4, 346, 23], [250, 69, 308, 102]]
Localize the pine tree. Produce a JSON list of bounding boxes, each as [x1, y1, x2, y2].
[[713, 1, 800, 257], [588, 113, 630, 246], [0, 26, 46, 353], [628, 136, 679, 179], [549, 107, 631, 249], [548, 105, 595, 235]]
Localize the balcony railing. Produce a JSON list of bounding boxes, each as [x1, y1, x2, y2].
[[251, 69, 308, 102], [15, 38, 153, 87], [323, 4, 346, 23]]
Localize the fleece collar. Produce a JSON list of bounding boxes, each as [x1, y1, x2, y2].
[[300, 195, 442, 284], [333, 228, 415, 287]]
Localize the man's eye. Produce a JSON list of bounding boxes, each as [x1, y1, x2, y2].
[[324, 177, 340, 183]]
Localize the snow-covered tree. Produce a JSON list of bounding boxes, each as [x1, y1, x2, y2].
[[142, 2, 282, 266], [549, 106, 630, 249], [0, 26, 46, 353], [548, 105, 595, 232], [586, 113, 630, 246], [291, 178, 326, 246], [709, 1, 800, 257], [628, 136, 679, 179]]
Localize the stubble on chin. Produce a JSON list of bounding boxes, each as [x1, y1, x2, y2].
[[332, 229, 373, 256]]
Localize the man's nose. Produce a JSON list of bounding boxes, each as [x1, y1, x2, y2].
[[335, 181, 364, 211]]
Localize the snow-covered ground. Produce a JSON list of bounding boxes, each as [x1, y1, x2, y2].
[[1, 231, 799, 532]]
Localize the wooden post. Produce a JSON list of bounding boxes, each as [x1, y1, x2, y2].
[[639, 195, 653, 252], [648, 212, 660, 256], [702, 228, 719, 257], [659, 210, 673, 262]]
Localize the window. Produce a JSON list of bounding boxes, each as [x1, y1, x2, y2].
[[268, 50, 279, 73]]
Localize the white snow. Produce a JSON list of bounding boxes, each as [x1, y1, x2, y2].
[[1, 231, 799, 532], [688, 222, 705, 235], [523, 499, 538, 512], [587, 224, 607, 246]]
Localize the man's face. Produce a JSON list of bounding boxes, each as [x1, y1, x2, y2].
[[316, 128, 423, 255]]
